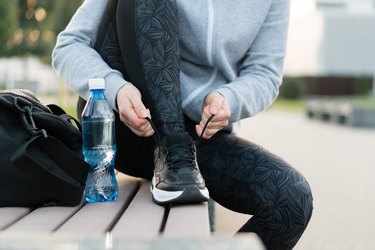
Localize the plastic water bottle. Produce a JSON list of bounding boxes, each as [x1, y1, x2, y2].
[[82, 78, 118, 202]]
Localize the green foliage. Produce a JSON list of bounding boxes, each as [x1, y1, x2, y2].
[[49, 0, 84, 34], [0, 0, 18, 56], [354, 76, 372, 95], [279, 77, 305, 99], [0, 0, 83, 62], [271, 98, 305, 112]]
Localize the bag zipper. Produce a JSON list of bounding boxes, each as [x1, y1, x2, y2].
[[0, 90, 52, 113]]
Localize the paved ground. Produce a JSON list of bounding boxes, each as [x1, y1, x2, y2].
[[214, 109, 375, 250]]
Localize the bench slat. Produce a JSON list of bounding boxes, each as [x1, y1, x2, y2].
[[54, 181, 139, 236], [112, 181, 165, 237], [2, 202, 83, 234], [0, 208, 31, 231], [163, 203, 210, 237]]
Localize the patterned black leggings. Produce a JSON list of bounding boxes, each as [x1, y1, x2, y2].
[[88, 0, 314, 249]]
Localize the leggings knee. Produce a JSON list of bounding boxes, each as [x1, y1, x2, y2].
[[282, 169, 313, 227]]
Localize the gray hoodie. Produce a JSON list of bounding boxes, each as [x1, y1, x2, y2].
[[52, 0, 290, 124]]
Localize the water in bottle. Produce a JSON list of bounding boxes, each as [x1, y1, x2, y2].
[[82, 78, 118, 202]]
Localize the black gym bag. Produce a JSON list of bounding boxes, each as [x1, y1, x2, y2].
[[0, 89, 89, 207]]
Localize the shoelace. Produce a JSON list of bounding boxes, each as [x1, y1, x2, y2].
[[195, 115, 214, 147], [164, 143, 195, 170], [145, 115, 214, 170]]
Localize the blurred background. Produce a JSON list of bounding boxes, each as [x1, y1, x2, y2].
[[0, 0, 82, 110], [0, 0, 374, 249]]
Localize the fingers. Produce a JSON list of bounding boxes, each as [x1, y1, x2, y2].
[[119, 102, 154, 137], [116, 84, 154, 137], [196, 92, 231, 139], [200, 110, 230, 127], [196, 114, 228, 139], [204, 92, 224, 116], [131, 98, 150, 119], [128, 120, 155, 137], [121, 107, 153, 136], [208, 98, 222, 115]]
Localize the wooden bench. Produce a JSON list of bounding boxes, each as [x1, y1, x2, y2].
[[0, 174, 265, 249]]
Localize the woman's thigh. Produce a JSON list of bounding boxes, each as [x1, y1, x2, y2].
[[197, 132, 313, 219]]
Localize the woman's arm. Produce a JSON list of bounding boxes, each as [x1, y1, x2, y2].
[[52, 0, 129, 110], [216, 0, 291, 122]]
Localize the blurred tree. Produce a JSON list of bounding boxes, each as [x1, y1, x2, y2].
[[2, 0, 83, 63], [49, 0, 84, 36], [0, 0, 18, 56]]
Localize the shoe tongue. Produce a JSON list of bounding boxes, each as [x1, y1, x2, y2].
[[164, 132, 192, 145]]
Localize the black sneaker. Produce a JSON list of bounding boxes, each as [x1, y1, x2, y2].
[[151, 132, 209, 205]]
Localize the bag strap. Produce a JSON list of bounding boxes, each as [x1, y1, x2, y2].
[[48, 104, 82, 131], [11, 135, 89, 206], [11, 100, 88, 205]]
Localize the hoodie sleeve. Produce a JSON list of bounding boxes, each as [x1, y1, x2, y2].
[[52, 0, 129, 111], [215, 0, 291, 122]]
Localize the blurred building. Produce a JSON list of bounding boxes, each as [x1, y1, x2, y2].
[[285, 0, 375, 95], [0, 57, 60, 94]]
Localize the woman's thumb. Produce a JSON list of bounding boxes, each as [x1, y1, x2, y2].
[[207, 94, 224, 115], [130, 96, 149, 118]]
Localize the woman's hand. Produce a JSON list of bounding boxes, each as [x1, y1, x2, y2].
[[116, 84, 154, 137], [196, 92, 231, 139]]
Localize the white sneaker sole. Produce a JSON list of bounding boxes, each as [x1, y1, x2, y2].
[[151, 177, 209, 205]]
